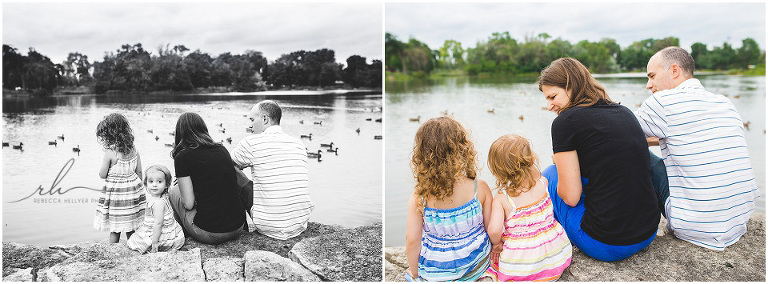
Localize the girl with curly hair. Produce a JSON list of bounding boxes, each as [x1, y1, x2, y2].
[[94, 113, 146, 243], [482, 134, 571, 281], [404, 116, 492, 282]]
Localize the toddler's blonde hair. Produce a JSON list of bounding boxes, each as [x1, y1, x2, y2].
[[488, 134, 540, 197]]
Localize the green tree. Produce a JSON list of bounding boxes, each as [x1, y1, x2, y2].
[[737, 38, 761, 68], [385, 32, 406, 73]]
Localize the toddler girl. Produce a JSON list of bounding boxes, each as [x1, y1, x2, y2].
[[94, 113, 146, 243], [127, 165, 185, 253], [404, 116, 493, 281], [483, 134, 571, 281]]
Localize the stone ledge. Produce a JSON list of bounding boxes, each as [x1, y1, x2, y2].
[[3, 222, 382, 282], [384, 213, 765, 282]]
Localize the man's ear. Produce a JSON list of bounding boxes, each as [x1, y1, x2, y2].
[[670, 64, 681, 79]]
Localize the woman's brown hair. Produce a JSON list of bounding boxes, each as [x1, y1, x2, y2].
[[487, 134, 540, 197], [170, 112, 220, 159], [538, 57, 614, 113], [411, 116, 478, 212]]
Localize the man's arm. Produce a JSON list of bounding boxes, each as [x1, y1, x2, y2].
[[230, 140, 252, 170], [634, 97, 669, 143]]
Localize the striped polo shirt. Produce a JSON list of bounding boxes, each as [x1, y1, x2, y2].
[[634, 78, 759, 250], [231, 125, 314, 240]]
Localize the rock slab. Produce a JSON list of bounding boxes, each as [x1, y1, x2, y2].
[[2, 242, 70, 277], [3, 268, 34, 282], [561, 213, 765, 282], [203, 257, 244, 282], [384, 214, 765, 282], [243, 250, 320, 282], [183, 222, 345, 261], [290, 222, 383, 281], [41, 248, 205, 282]]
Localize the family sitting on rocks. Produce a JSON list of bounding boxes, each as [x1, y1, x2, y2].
[[94, 100, 313, 253], [404, 48, 759, 282]]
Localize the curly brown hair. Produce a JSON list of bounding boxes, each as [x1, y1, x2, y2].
[[488, 134, 541, 197], [96, 113, 135, 155], [411, 116, 478, 212]]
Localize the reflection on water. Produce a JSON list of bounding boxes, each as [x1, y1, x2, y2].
[[385, 75, 766, 246], [3, 91, 382, 246]]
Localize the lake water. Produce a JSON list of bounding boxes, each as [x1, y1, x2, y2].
[[3, 90, 383, 247], [384, 75, 766, 246]]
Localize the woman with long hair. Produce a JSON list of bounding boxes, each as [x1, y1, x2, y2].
[[538, 58, 659, 261], [169, 112, 247, 244]]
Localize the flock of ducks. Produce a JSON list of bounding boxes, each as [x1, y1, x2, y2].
[[299, 114, 384, 162], [3, 134, 81, 155]]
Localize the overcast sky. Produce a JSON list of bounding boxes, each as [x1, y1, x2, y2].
[[3, 2, 382, 65], [386, 2, 765, 52]]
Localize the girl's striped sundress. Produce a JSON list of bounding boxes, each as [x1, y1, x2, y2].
[[127, 195, 185, 253], [418, 179, 491, 282], [484, 184, 572, 281], [93, 152, 146, 232]]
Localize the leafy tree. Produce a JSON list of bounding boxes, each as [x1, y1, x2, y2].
[[3, 44, 25, 89], [385, 32, 406, 73], [737, 38, 761, 68], [22, 48, 59, 93]]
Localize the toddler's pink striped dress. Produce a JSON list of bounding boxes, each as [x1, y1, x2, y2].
[[484, 183, 572, 281]]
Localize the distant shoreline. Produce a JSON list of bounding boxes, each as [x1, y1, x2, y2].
[[2, 87, 382, 98]]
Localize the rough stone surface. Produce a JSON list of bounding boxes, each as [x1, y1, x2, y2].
[[560, 213, 765, 282], [183, 222, 344, 261], [3, 268, 34, 282], [243, 250, 320, 282], [385, 214, 765, 282], [2, 221, 380, 282], [289, 222, 382, 282], [385, 246, 407, 282], [49, 242, 136, 264], [2, 242, 70, 277], [385, 260, 406, 282], [40, 248, 205, 282], [203, 257, 244, 282]]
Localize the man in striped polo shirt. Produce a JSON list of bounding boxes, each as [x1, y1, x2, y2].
[[634, 46, 759, 250], [231, 100, 314, 240]]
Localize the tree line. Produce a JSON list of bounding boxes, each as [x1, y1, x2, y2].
[[385, 32, 765, 76], [3, 43, 382, 95]]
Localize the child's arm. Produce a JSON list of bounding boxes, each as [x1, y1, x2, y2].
[[98, 150, 115, 179], [404, 193, 423, 278], [488, 193, 506, 264], [477, 179, 494, 231], [150, 201, 165, 253], [487, 195, 505, 245], [134, 152, 143, 180]]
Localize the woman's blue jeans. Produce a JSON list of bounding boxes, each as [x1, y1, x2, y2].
[[542, 164, 655, 262]]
